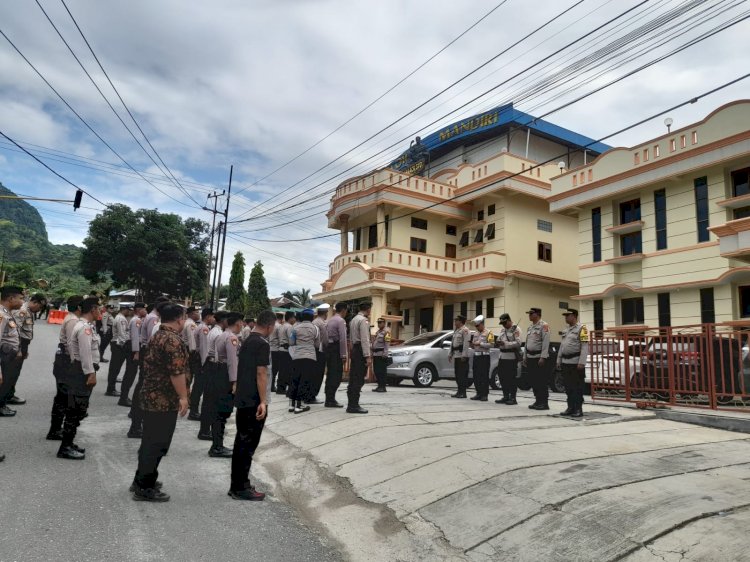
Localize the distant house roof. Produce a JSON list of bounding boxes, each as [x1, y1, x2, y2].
[[108, 289, 137, 297], [270, 296, 303, 308]]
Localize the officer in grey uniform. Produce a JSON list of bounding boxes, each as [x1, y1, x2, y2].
[[309, 304, 329, 403], [277, 311, 296, 395], [199, 311, 226, 440], [495, 313, 522, 405], [181, 305, 200, 388], [371, 318, 390, 392], [99, 306, 114, 363], [9, 292, 46, 405], [48, 296, 83, 438], [189, 307, 214, 420], [59, 297, 101, 460], [0, 285, 23, 417], [557, 309, 589, 418], [289, 308, 321, 413], [208, 313, 241, 457], [347, 302, 371, 414], [106, 305, 132, 396], [470, 315, 493, 401], [524, 307, 550, 410], [269, 313, 283, 393], [449, 315, 471, 398], [119, 302, 146, 407]]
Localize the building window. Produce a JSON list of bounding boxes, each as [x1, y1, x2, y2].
[[354, 228, 362, 251], [488, 204, 496, 216], [403, 309, 410, 326], [537, 242, 552, 262], [476, 301, 482, 317], [368, 224, 377, 249], [692, 131, 698, 144], [486, 298, 494, 318], [537, 219, 553, 232], [670, 138, 676, 152], [459, 232, 469, 247], [681, 135, 687, 148], [385, 215, 390, 245], [694, 176, 709, 243], [446, 224, 457, 236], [620, 232, 642, 256], [654, 189, 667, 250], [592, 207, 601, 262], [739, 286, 750, 318], [593, 299, 604, 331], [411, 217, 428, 230], [654, 145, 660, 158], [474, 229, 484, 244], [657, 293, 671, 327], [460, 301, 468, 318], [442, 304, 454, 330], [445, 243, 456, 258], [700, 288, 715, 323], [620, 198, 641, 224], [486, 223, 496, 240], [477, 210, 484, 221], [731, 168, 750, 219], [410, 237, 427, 253], [621, 297, 644, 325]]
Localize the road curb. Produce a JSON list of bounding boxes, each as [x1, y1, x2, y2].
[[652, 409, 750, 434]]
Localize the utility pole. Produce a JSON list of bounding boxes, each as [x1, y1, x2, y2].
[[213, 165, 233, 309], [203, 190, 223, 303]]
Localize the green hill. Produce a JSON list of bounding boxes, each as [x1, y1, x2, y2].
[[0, 182, 101, 301]]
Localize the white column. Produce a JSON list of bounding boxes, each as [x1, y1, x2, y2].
[[433, 293, 445, 332]]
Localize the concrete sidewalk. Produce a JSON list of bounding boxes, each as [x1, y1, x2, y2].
[[254, 383, 750, 561]]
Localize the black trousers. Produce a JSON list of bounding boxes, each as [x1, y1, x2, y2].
[[99, 331, 112, 359], [473, 354, 490, 397], [190, 360, 207, 415], [271, 351, 281, 390], [106, 343, 127, 393], [325, 343, 343, 402], [499, 358, 518, 399], [276, 352, 291, 393], [202, 362, 232, 447], [527, 357, 549, 405], [50, 350, 70, 431], [347, 344, 366, 408], [309, 350, 326, 400], [133, 410, 177, 489], [289, 358, 316, 402], [454, 357, 469, 393], [373, 356, 388, 387], [120, 349, 139, 400], [61, 363, 92, 445], [562, 363, 585, 410], [231, 405, 266, 491], [0, 352, 21, 406], [128, 346, 147, 432]]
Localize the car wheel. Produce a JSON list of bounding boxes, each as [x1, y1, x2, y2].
[[550, 370, 566, 393], [413, 363, 436, 387], [490, 368, 500, 390], [386, 377, 402, 387]]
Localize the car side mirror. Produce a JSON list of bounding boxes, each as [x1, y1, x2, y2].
[[442, 340, 452, 349]]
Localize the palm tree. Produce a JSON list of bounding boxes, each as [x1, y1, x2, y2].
[[293, 288, 312, 307]]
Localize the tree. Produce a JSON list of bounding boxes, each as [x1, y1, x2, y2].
[[226, 251, 247, 312], [293, 288, 312, 307], [80, 205, 210, 301], [246, 261, 271, 318]]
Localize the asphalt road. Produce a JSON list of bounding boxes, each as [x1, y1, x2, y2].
[[0, 322, 342, 562]]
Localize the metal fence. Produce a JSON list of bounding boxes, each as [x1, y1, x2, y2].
[[588, 322, 750, 410]]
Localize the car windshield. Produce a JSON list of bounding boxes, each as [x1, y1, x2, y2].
[[400, 332, 446, 346]]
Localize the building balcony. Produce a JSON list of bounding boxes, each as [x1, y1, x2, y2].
[[333, 168, 457, 201], [709, 217, 750, 262], [606, 220, 645, 235], [606, 253, 645, 265], [716, 193, 750, 210]]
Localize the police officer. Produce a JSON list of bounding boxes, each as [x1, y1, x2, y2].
[[48, 296, 83, 438], [9, 292, 46, 405], [119, 302, 146, 407], [99, 305, 114, 363], [495, 313, 521, 405], [0, 285, 23, 417], [325, 302, 348, 408], [557, 309, 589, 418], [470, 316, 493, 401], [347, 302, 371, 414], [181, 305, 200, 389], [190, 307, 214, 421], [371, 318, 391, 392], [524, 307, 550, 410], [59, 297, 101, 460], [309, 304, 329, 403], [209, 313, 241, 457], [448, 315, 471, 398], [268, 313, 284, 393], [199, 310, 226, 440], [276, 311, 296, 395], [105, 305, 132, 396], [289, 308, 320, 413]]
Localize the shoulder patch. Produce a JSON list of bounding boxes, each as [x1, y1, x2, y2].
[[84, 327, 92, 336], [136, 320, 142, 328], [231, 337, 238, 346], [579, 325, 589, 343], [542, 324, 549, 333], [190, 324, 197, 330], [202, 327, 209, 334]]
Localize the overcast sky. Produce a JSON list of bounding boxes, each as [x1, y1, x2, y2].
[[1, 0, 748, 295]]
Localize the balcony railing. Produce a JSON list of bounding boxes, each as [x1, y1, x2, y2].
[[333, 169, 456, 201]]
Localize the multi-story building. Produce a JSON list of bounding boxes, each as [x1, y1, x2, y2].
[[549, 100, 750, 330], [314, 103, 609, 339]]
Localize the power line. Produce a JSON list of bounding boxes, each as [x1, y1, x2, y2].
[[226, 73, 750, 243]]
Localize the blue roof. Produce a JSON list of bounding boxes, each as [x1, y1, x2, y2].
[[391, 103, 610, 171]]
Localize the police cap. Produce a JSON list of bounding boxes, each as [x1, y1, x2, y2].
[[499, 313, 511, 322], [525, 307, 542, 315], [562, 308, 579, 317]]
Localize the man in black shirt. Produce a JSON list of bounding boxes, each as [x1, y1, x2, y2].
[[229, 309, 274, 501]]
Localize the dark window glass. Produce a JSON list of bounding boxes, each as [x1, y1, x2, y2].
[[732, 168, 750, 197], [354, 228, 362, 251], [694, 177, 709, 243], [657, 293, 671, 327], [488, 204, 496, 216], [478, 210, 484, 221], [621, 232, 642, 255], [411, 217, 428, 230], [733, 207, 750, 220], [474, 229, 483, 244], [442, 304, 454, 330], [700, 288, 715, 323], [486, 298, 494, 318], [459, 232, 469, 247], [654, 189, 667, 250], [460, 301, 468, 318], [403, 309, 410, 326], [476, 301, 482, 317], [592, 207, 601, 262], [486, 223, 496, 240], [538, 242, 552, 262], [368, 224, 377, 248], [619, 199, 641, 224], [446, 224, 457, 236], [445, 243, 456, 258], [739, 286, 750, 318], [410, 237, 427, 253], [593, 300, 604, 331], [385, 215, 390, 245], [621, 297, 644, 325]]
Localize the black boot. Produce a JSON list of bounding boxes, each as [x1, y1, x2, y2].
[[57, 443, 85, 460]]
